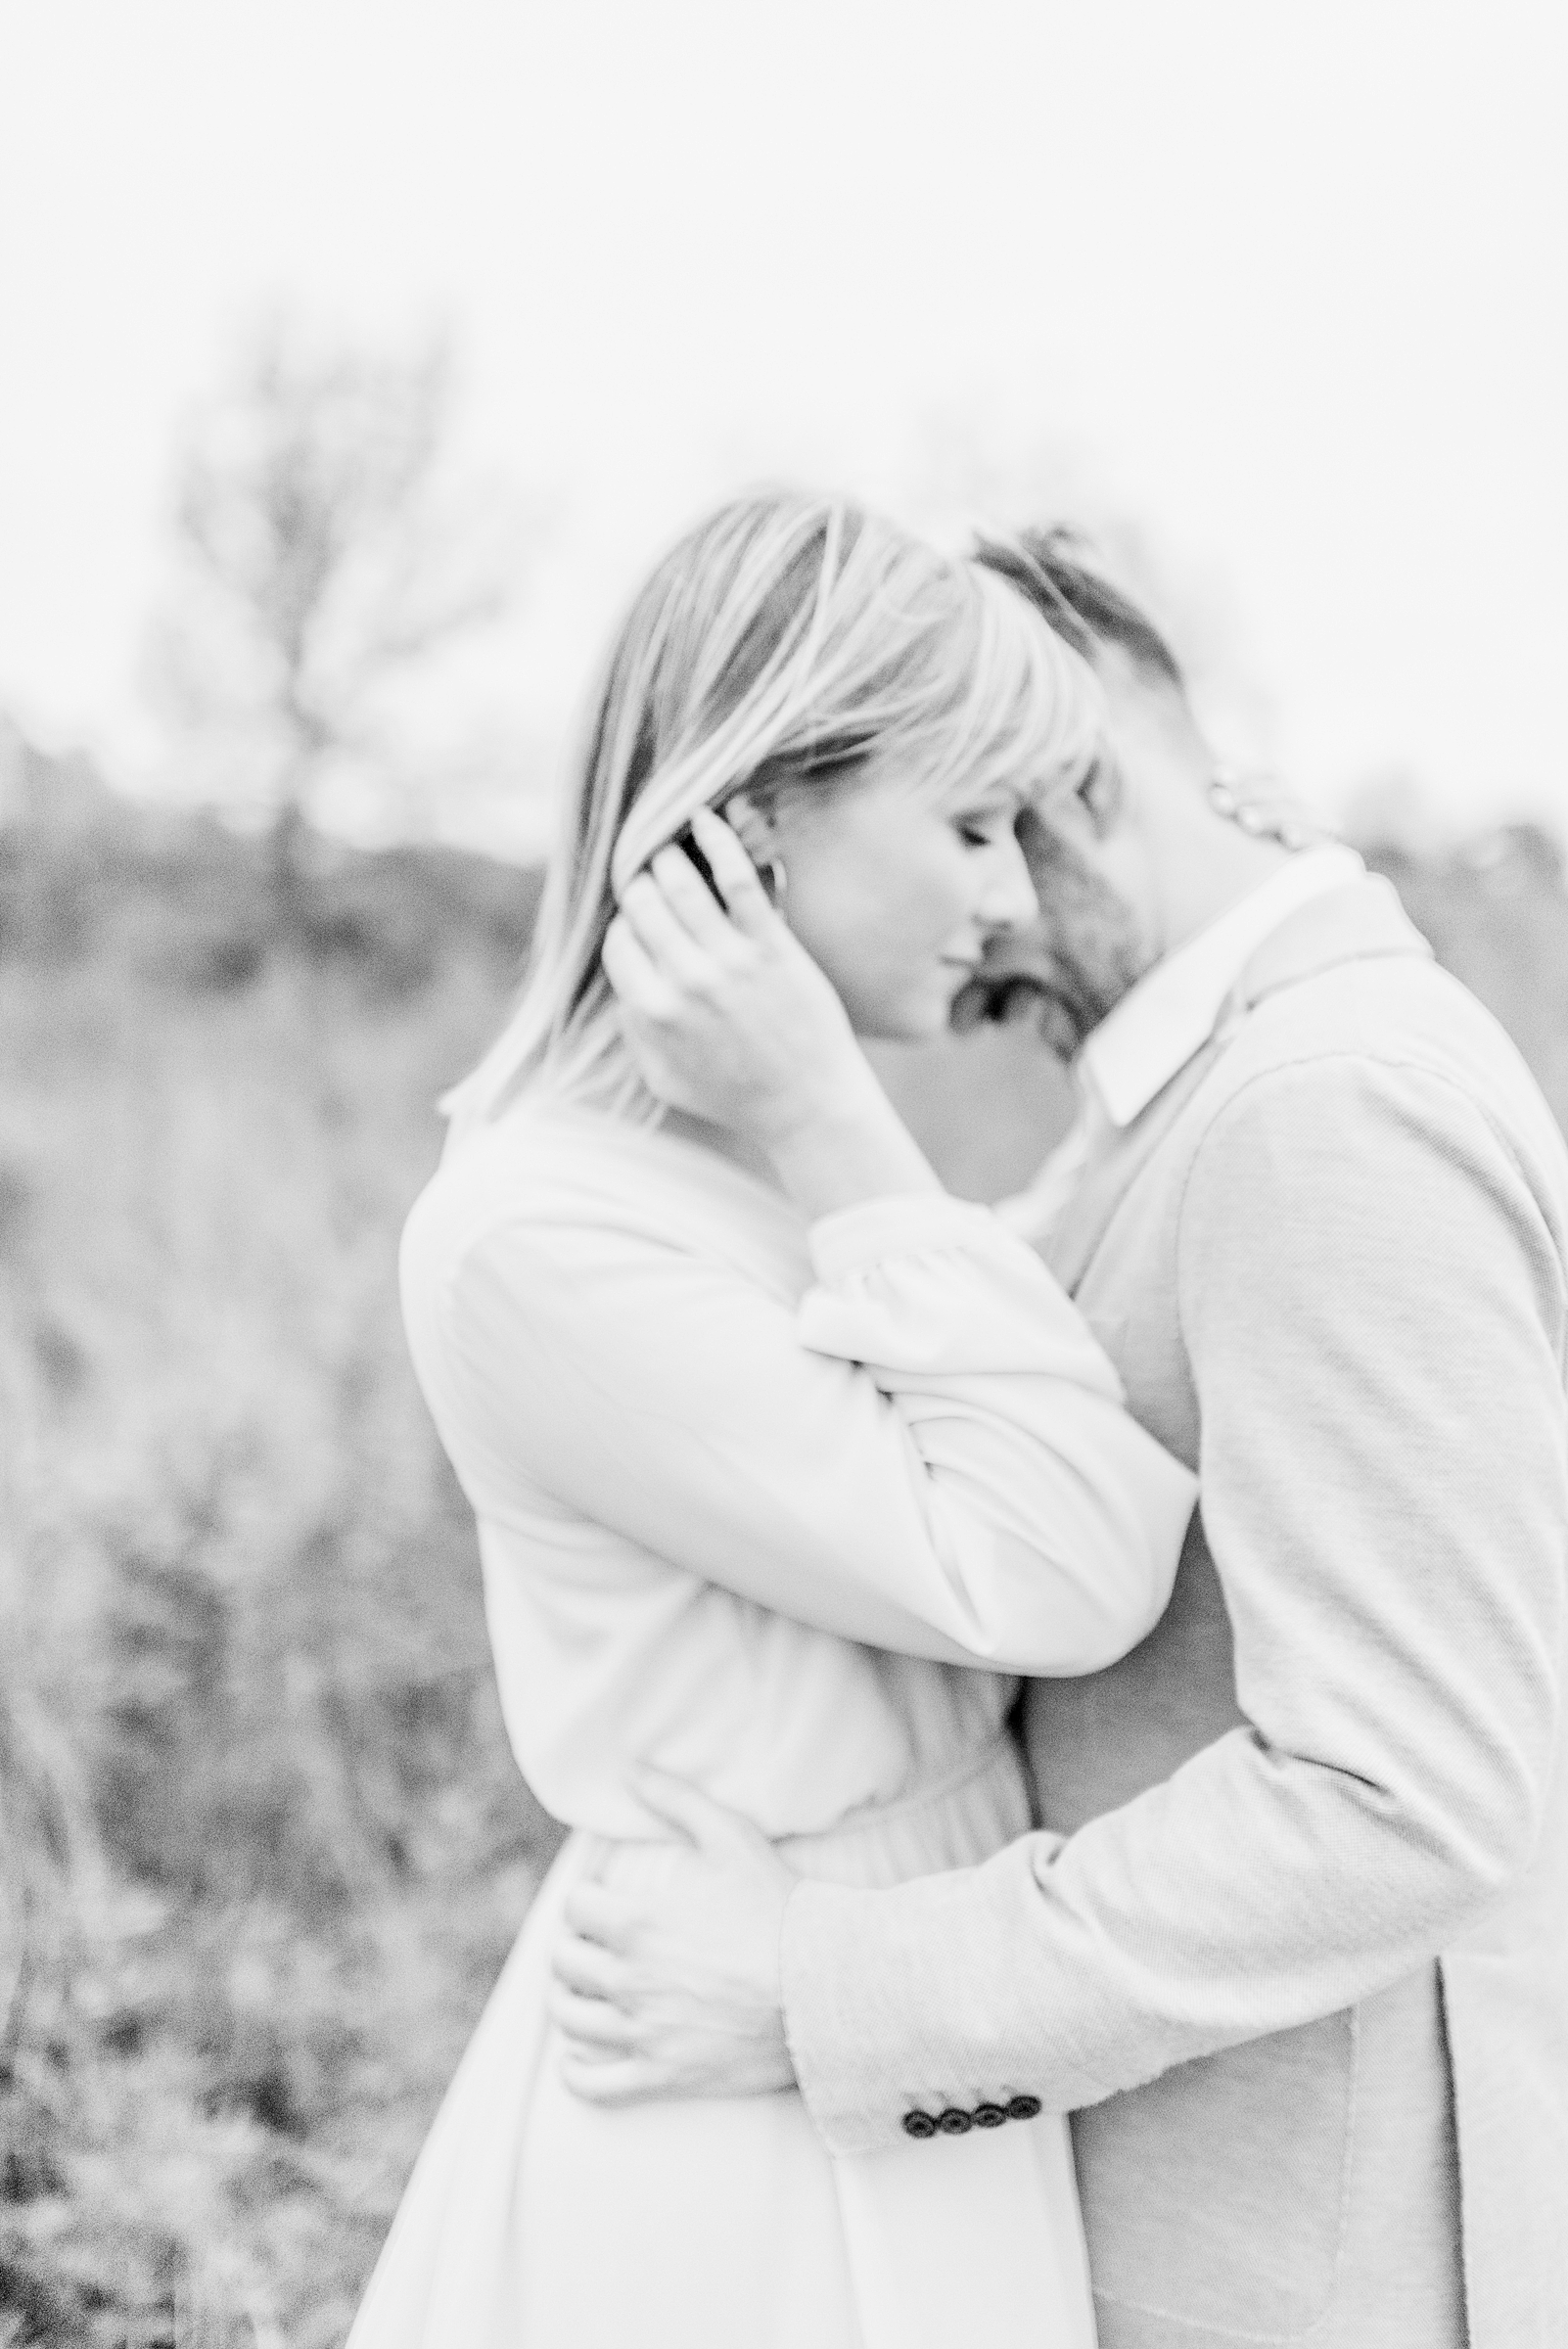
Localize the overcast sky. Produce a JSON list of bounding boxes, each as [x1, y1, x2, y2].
[[3, 0, 1564, 852]]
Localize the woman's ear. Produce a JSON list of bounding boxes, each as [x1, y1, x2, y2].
[[718, 789, 790, 913]]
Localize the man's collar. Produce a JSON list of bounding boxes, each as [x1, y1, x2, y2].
[[1076, 844, 1369, 1131]]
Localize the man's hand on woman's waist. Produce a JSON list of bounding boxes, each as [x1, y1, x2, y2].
[[552, 1767, 800, 2105]]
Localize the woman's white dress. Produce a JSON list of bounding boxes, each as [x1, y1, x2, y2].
[[348, 1099, 1195, 2349]]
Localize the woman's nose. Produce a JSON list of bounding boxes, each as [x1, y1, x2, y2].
[[978, 829, 1040, 932]]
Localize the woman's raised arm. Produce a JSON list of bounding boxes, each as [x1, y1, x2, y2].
[[422, 1181, 1196, 1677]]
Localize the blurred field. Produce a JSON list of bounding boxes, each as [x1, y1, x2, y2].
[[0, 791, 557, 2346], [0, 761, 1564, 2345]]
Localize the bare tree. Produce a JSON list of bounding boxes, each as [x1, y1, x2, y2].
[[156, 323, 525, 908]]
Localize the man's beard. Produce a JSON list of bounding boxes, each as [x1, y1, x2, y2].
[[949, 808, 1152, 1059]]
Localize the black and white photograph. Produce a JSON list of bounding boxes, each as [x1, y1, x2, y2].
[[1, 5, 1564, 2344]]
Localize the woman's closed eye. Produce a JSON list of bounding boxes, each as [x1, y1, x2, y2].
[[953, 805, 1015, 850]]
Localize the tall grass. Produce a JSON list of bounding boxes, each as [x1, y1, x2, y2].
[[0, 805, 1562, 2344], [0, 910, 558, 2346]]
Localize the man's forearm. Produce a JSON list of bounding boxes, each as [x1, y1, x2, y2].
[[780, 1726, 1537, 2156], [783, 1054, 1567, 2156]]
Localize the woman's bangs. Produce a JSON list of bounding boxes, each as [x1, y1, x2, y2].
[[898, 564, 1105, 811], [1000, 568, 1107, 795]]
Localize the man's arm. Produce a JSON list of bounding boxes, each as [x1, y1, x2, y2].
[[780, 1053, 1568, 2151]]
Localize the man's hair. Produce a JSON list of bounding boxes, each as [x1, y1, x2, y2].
[[973, 527, 1187, 693]]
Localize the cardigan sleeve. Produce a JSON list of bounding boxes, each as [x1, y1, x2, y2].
[[778, 1054, 1568, 2150]]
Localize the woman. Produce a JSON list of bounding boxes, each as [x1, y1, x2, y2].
[[348, 493, 1195, 2349]]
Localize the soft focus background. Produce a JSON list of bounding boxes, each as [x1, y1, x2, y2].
[[2, 4, 1565, 2342]]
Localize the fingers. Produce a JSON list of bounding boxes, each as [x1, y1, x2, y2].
[[627, 1763, 771, 1864], [553, 1981, 662, 2105], [561, 1879, 636, 1953], [601, 914, 674, 1018], [693, 809, 777, 939], [619, 814, 778, 963], [619, 868, 714, 983], [647, 841, 739, 951], [553, 1929, 627, 2005], [551, 1983, 634, 2051], [559, 2050, 664, 2107], [613, 829, 761, 1005]]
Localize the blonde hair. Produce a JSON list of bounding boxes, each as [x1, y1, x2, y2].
[[443, 489, 1103, 1133]]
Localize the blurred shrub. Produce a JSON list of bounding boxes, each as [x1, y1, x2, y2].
[[0, 770, 1563, 2344], [0, 817, 557, 2344], [1362, 824, 1568, 1130], [0, 802, 542, 1003]]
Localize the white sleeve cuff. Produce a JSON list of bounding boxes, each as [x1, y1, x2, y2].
[[807, 1193, 1022, 1287]]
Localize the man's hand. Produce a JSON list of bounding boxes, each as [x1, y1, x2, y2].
[[551, 1766, 800, 2107]]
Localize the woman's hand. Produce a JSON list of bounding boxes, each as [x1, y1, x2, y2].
[[603, 808, 942, 1217], [604, 809, 857, 1142]]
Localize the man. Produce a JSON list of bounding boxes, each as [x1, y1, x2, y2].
[[553, 533, 1568, 2347]]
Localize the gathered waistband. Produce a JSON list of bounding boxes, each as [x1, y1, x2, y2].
[[581, 1733, 1035, 1903], [776, 1731, 1033, 1891]]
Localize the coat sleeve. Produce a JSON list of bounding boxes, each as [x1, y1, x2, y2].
[[779, 1054, 1568, 2151], [433, 1189, 1195, 1674]]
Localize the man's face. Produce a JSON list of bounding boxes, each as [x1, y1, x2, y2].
[[952, 639, 1190, 1055], [951, 755, 1158, 1058]]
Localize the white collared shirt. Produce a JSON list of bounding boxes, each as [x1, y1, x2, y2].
[[999, 844, 1366, 1243]]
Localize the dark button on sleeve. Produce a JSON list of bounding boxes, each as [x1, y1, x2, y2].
[[1005, 2093, 1042, 2122], [937, 2107, 974, 2136], [973, 2102, 1008, 2129], [901, 2110, 939, 2141]]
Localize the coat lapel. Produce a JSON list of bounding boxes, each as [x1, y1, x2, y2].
[[1044, 873, 1433, 1297]]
